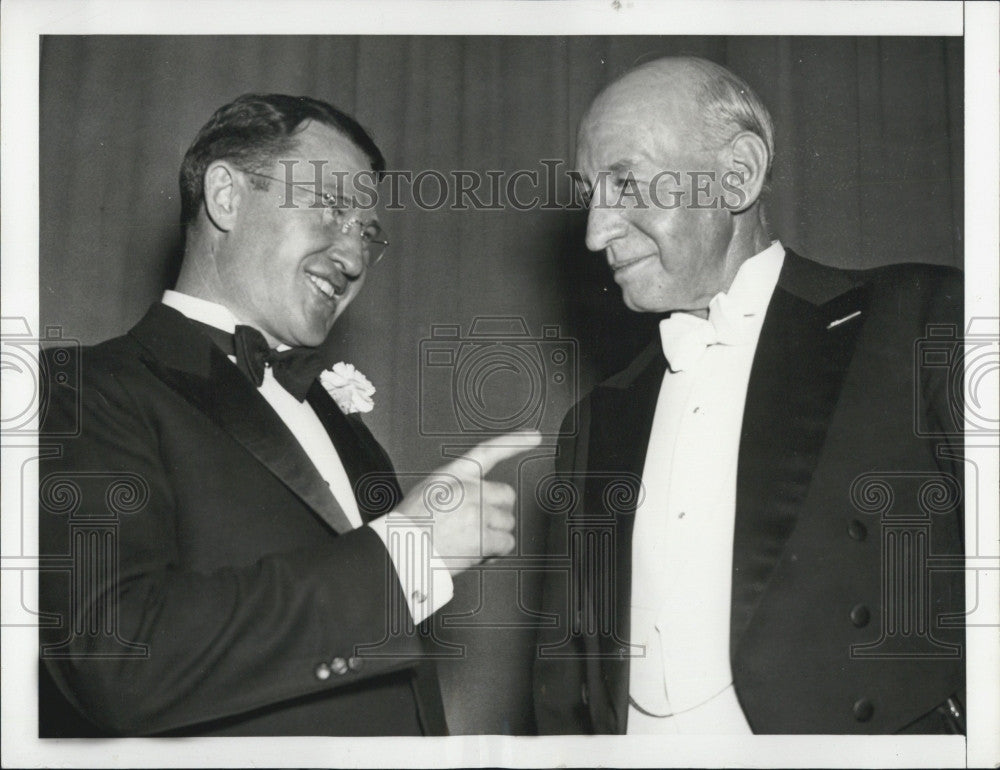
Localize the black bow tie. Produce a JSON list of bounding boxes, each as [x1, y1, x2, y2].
[[192, 321, 328, 401]]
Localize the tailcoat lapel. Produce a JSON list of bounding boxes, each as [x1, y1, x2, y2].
[[583, 341, 666, 730], [129, 303, 355, 535], [730, 250, 868, 658], [305, 383, 403, 523]]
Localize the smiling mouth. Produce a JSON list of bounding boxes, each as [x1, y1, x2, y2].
[[610, 254, 655, 273], [306, 273, 343, 302]]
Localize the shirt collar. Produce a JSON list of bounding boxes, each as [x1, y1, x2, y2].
[[720, 239, 785, 322], [162, 290, 294, 351], [705, 239, 785, 342], [162, 290, 240, 334]]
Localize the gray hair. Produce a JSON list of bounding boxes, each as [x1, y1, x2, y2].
[[686, 57, 775, 178]]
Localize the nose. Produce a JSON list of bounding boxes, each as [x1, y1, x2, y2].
[[584, 201, 628, 253], [328, 230, 366, 279]]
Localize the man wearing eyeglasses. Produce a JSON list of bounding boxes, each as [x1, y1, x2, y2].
[[39, 94, 537, 737]]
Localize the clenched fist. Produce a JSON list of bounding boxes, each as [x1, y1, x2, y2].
[[395, 431, 542, 575]]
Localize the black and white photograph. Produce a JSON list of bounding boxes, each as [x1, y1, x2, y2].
[[1, 1, 997, 767]]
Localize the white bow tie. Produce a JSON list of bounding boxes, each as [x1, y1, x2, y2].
[[658, 292, 748, 372]]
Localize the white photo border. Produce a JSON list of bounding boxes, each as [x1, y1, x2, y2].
[[2, 1, 996, 768]]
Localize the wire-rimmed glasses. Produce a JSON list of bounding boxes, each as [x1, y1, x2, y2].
[[243, 170, 389, 264]]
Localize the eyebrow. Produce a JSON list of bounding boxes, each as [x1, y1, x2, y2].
[[574, 159, 637, 187], [608, 160, 637, 174]]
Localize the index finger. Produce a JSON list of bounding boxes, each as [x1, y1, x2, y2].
[[447, 430, 543, 476]]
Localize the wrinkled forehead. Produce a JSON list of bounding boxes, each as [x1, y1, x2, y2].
[[580, 65, 708, 164], [576, 90, 703, 177], [576, 111, 655, 173]]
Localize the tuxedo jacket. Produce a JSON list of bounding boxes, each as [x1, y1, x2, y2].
[[534, 250, 965, 735], [38, 303, 448, 736]]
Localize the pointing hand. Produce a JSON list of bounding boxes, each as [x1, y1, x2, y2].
[[396, 431, 542, 575]]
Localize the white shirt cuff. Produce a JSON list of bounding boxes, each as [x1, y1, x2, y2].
[[368, 513, 454, 625]]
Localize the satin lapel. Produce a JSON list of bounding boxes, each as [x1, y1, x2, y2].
[[305, 382, 402, 523], [730, 253, 868, 658], [129, 304, 354, 536], [585, 340, 666, 731]]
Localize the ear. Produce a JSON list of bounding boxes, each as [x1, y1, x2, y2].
[[202, 161, 242, 232], [722, 131, 769, 214]]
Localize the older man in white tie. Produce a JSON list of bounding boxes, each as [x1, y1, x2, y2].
[[533, 56, 965, 735]]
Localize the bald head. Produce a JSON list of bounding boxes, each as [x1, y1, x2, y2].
[[580, 56, 774, 175], [575, 56, 774, 316]]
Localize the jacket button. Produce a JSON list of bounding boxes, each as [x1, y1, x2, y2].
[[581, 681, 590, 706], [331, 657, 349, 675], [850, 604, 871, 628], [348, 656, 363, 672], [848, 519, 867, 541], [314, 662, 331, 681], [853, 697, 874, 722]]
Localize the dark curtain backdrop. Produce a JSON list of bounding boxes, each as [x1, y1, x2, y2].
[[40, 35, 963, 734]]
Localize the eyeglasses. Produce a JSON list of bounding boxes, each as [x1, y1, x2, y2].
[[243, 170, 389, 264]]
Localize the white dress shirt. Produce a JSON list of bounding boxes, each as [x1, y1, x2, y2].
[[626, 241, 785, 734], [161, 290, 453, 624]]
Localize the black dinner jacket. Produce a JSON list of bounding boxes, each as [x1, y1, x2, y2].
[[534, 249, 965, 734], [39, 302, 447, 736]]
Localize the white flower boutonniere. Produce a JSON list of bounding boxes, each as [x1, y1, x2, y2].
[[319, 362, 376, 415]]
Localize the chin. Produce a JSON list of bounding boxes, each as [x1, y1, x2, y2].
[[303, 328, 332, 348], [297, 310, 343, 347], [280, 323, 328, 349], [622, 292, 672, 315]]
